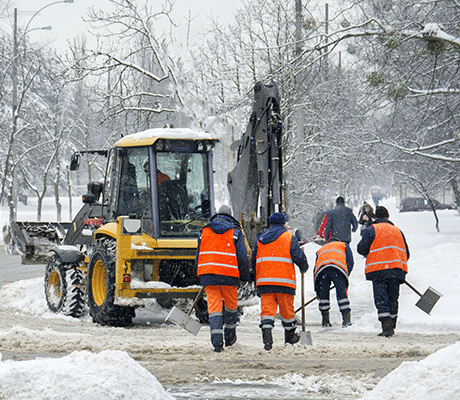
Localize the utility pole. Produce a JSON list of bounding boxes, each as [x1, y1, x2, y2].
[[7, 1, 73, 221], [295, 0, 302, 57], [295, 1, 304, 158]]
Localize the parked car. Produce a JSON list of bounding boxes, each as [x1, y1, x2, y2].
[[399, 197, 454, 212]]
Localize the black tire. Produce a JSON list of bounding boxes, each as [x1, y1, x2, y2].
[[44, 254, 86, 318], [87, 238, 135, 327]]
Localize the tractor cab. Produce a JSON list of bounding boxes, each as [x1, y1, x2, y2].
[[105, 129, 218, 239]]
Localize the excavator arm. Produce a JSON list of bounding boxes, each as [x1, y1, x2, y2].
[[227, 81, 283, 247]]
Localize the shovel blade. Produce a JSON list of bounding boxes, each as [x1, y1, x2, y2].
[[166, 306, 202, 336], [415, 286, 443, 315], [300, 331, 313, 346]]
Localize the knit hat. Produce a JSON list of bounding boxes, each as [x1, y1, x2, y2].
[[269, 212, 287, 225], [375, 206, 389, 219], [336, 196, 345, 204], [218, 205, 233, 217]]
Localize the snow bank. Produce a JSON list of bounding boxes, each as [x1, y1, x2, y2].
[[360, 341, 460, 400], [0, 350, 174, 400]]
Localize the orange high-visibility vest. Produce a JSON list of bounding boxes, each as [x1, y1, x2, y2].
[[197, 227, 240, 278], [256, 231, 296, 290], [365, 223, 408, 275], [314, 241, 348, 280]]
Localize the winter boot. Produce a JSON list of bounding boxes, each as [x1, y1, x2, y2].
[[262, 328, 273, 351], [342, 312, 352, 328], [321, 311, 332, 327], [391, 317, 397, 330], [377, 319, 394, 337], [224, 328, 237, 347], [284, 329, 300, 345]]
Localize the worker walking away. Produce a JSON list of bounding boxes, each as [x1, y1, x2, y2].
[[252, 212, 309, 351], [357, 206, 410, 337], [196, 205, 250, 352], [314, 237, 354, 328], [325, 196, 358, 244]]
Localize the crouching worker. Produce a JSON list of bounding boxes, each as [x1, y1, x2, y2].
[[252, 212, 309, 351], [196, 205, 250, 352], [314, 237, 354, 328]]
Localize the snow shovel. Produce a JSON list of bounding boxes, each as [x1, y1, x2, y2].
[[300, 272, 313, 346], [405, 281, 442, 315], [165, 287, 205, 335], [293, 285, 335, 314]]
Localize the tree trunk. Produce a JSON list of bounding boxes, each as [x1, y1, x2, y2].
[[37, 196, 43, 222], [450, 178, 460, 212], [7, 183, 15, 223], [427, 198, 440, 232], [55, 164, 62, 222], [67, 167, 73, 220]]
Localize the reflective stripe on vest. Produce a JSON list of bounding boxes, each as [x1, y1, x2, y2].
[[365, 223, 408, 274], [314, 241, 348, 280], [256, 231, 296, 289], [197, 227, 240, 278]]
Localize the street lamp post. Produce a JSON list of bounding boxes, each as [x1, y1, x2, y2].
[[22, 0, 74, 41], [12, 8, 53, 117], [9, 0, 74, 221]]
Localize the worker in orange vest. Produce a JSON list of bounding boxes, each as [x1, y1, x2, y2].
[[357, 206, 410, 337], [252, 212, 309, 350], [196, 205, 250, 352], [314, 237, 354, 328]]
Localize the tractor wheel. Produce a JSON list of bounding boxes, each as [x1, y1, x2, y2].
[[87, 238, 134, 327], [44, 254, 86, 318]]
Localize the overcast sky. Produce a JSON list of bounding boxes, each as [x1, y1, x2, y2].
[[8, 0, 241, 52]]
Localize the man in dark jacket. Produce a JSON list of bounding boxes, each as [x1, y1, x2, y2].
[[252, 212, 309, 350], [325, 196, 358, 243], [314, 237, 354, 328], [196, 205, 250, 352], [357, 206, 410, 337]]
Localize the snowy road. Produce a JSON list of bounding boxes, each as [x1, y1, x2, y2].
[[0, 268, 457, 399], [0, 250, 44, 287], [1, 198, 460, 399]]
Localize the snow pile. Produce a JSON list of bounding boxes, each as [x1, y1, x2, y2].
[[0, 350, 174, 400], [1, 278, 55, 318], [360, 341, 460, 400]]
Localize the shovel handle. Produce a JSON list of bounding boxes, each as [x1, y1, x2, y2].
[[301, 271, 306, 332], [404, 281, 423, 297], [187, 287, 205, 316], [294, 285, 336, 314]]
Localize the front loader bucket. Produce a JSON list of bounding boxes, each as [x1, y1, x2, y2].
[[3, 221, 70, 264]]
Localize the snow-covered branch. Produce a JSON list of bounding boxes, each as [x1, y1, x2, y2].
[[378, 137, 460, 162]]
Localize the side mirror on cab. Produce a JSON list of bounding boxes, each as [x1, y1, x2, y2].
[[70, 153, 81, 171]]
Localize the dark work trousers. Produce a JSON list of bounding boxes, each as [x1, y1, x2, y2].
[[315, 267, 350, 313], [372, 279, 400, 324]]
